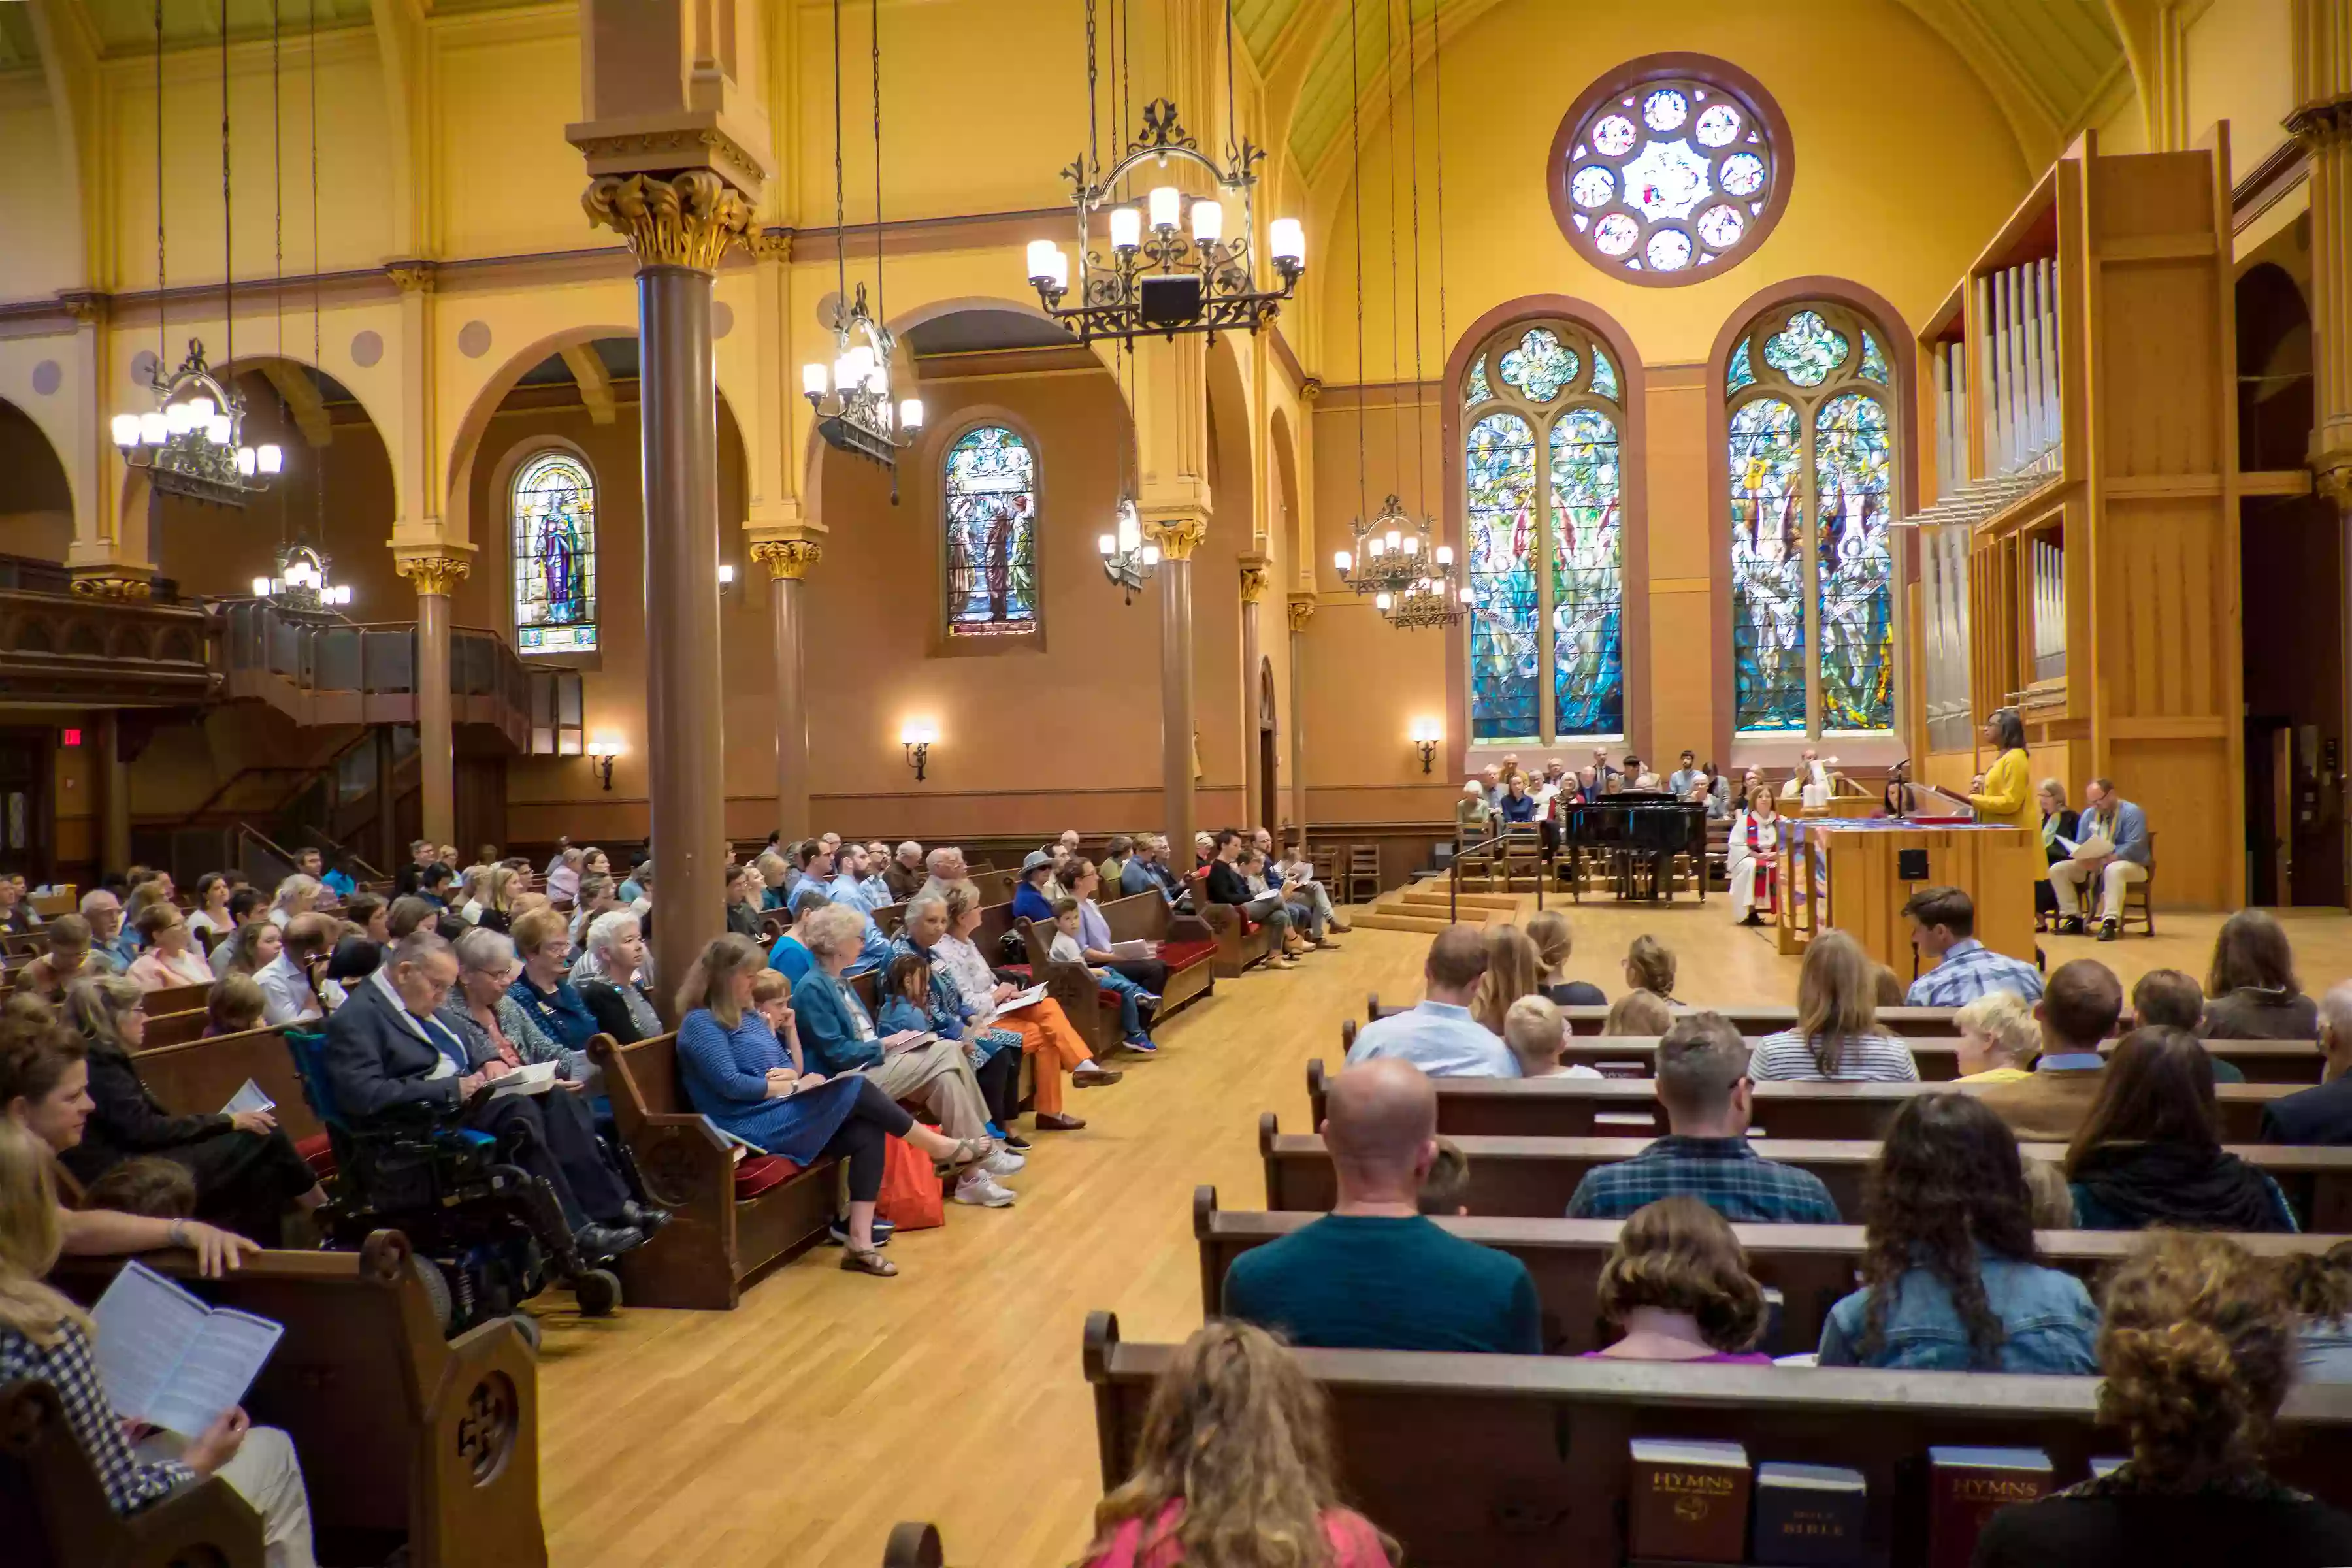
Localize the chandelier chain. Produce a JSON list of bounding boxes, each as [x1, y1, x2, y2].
[[1084, 0, 1097, 176], [154, 0, 164, 365], [871, 0, 885, 332], [1348, 0, 1365, 531], [312, 0, 323, 547], [1431, 0, 1446, 403], [1404, 0, 1426, 524], [1224, 0, 1238, 164], [222, 0, 232, 378], [832, 0, 846, 318], [1384, 0, 1401, 490]]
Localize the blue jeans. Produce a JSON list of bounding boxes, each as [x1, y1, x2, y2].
[[1096, 966, 1152, 1040]]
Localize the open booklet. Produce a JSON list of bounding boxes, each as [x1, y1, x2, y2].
[[992, 983, 1051, 1015], [488, 1060, 562, 1097], [221, 1079, 275, 1117], [878, 1029, 938, 1055], [91, 1260, 284, 1438], [1105, 939, 1160, 960]]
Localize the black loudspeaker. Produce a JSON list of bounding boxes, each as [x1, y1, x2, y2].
[[1897, 847, 1930, 881]]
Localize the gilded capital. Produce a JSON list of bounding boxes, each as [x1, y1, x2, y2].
[[384, 261, 437, 295], [1286, 592, 1316, 633], [1143, 515, 1209, 562], [1238, 557, 1271, 604], [397, 554, 471, 597], [752, 538, 823, 580], [1299, 376, 1324, 402], [746, 229, 794, 263], [583, 169, 755, 273], [2289, 95, 2352, 146], [70, 572, 152, 602], [56, 291, 106, 326]]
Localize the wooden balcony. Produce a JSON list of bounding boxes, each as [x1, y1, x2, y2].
[[0, 589, 216, 706]]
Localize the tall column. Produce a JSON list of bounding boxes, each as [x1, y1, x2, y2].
[[1287, 591, 1315, 838], [395, 552, 468, 846], [1238, 553, 1269, 831], [752, 536, 823, 836], [1146, 514, 1207, 860], [584, 170, 752, 1013]]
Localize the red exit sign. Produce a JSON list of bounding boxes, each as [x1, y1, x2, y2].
[[59, 728, 81, 747]]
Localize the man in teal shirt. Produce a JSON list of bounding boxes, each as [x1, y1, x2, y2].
[[1222, 1058, 1541, 1354]]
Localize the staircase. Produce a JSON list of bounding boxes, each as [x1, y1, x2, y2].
[[1345, 887, 1524, 934]]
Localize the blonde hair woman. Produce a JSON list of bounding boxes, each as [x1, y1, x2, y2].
[[1748, 930, 1922, 1082], [0, 1120, 319, 1564], [1525, 909, 1606, 1007], [267, 874, 321, 930], [1955, 990, 2042, 1083], [1471, 924, 1544, 1036]]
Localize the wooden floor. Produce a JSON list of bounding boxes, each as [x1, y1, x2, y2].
[[527, 897, 2352, 1568]]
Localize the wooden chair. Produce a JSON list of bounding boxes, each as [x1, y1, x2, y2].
[[1260, 1114, 2352, 1230], [1194, 1186, 2349, 1358], [590, 1030, 841, 1309], [1085, 1312, 2352, 1567], [1343, 843, 1381, 904], [1310, 844, 1339, 885], [2119, 830, 2158, 935], [2, 1379, 265, 1568], [52, 1230, 546, 1568]]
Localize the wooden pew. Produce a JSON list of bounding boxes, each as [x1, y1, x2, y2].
[[1013, 891, 1221, 1054], [3, 1379, 264, 1568], [1085, 1311, 2352, 1568], [1512, 1032, 2324, 1085], [144, 980, 210, 1016], [1193, 1185, 2345, 1358], [140, 1006, 211, 1048], [590, 1030, 840, 1310], [1305, 1057, 2300, 1143], [52, 1230, 545, 1568], [1017, 915, 1126, 1056], [1259, 1113, 2352, 1230], [1198, 898, 1273, 976], [131, 1024, 319, 1147]]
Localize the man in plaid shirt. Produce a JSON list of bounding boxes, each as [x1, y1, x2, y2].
[[1903, 885, 2044, 1007], [1566, 1012, 1842, 1224]]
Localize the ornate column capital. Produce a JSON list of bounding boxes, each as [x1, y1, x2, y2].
[[1143, 513, 1209, 563], [2290, 95, 2352, 146], [752, 538, 824, 580], [384, 260, 438, 295], [746, 228, 794, 263], [55, 291, 108, 326], [1286, 591, 1316, 633], [1238, 552, 1272, 604], [1299, 376, 1324, 402], [69, 570, 152, 602], [582, 169, 755, 272], [395, 552, 472, 597]]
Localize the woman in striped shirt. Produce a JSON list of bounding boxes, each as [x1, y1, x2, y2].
[[1748, 930, 1921, 1083]]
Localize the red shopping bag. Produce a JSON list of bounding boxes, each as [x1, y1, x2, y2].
[[874, 1133, 947, 1231]]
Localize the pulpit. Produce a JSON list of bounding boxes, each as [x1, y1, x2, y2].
[[1775, 816, 2037, 979]]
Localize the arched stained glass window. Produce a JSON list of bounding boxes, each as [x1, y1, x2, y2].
[[1464, 320, 1625, 743], [512, 451, 597, 655], [943, 425, 1037, 638], [1725, 301, 1897, 734]]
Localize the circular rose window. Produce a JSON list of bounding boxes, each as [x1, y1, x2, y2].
[[1548, 55, 1791, 287]]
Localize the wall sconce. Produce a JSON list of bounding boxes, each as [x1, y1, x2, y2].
[[588, 734, 626, 792], [900, 721, 938, 782], [718, 563, 737, 591], [1409, 718, 1443, 774]]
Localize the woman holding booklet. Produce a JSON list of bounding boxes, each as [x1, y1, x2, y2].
[[0, 1119, 319, 1566], [919, 885, 1117, 1132], [677, 930, 1016, 1250]]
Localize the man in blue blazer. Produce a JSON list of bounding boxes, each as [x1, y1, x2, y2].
[[323, 929, 653, 1257], [2048, 776, 2153, 940]]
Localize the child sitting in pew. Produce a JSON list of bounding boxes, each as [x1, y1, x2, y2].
[[1622, 935, 1676, 1004], [202, 975, 267, 1039], [1586, 1196, 1772, 1365], [1601, 990, 1672, 1039], [1075, 1319, 1399, 1568], [1501, 996, 1600, 1080], [879, 950, 1026, 1151], [0, 1119, 321, 1568]]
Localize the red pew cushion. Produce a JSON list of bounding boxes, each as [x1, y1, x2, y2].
[[732, 1154, 807, 1200]]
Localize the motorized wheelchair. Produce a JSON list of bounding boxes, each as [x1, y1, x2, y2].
[[282, 1028, 623, 1337]]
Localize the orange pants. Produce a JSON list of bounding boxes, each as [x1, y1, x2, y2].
[[1000, 997, 1093, 1115]]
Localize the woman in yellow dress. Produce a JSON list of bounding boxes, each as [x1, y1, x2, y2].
[[1968, 708, 2033, 828]]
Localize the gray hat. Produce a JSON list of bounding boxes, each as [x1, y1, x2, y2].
[[1021, 849, 1054, 873]]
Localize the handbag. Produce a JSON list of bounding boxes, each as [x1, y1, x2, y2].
[[874, 1133, 947, 1231]]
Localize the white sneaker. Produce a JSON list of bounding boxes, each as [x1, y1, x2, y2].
[[954, 1172, 1017, 1207], [982, 1149, 1026, 1177]]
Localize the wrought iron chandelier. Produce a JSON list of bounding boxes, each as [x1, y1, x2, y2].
[[1024, 0, 1303, 344], [804, 0, 922, 482], [253, 542, 350, 612], [111, 1, 276, 507], [1097, 495, 1159, 602], [1335, 498, 1464, 606]]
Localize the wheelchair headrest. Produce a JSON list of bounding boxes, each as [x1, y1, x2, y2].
[[280, 1028, 346, 1130]]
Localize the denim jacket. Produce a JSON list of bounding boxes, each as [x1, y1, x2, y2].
[[1818, 1249, 2100, 1374]]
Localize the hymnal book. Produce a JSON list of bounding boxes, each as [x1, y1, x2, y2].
[[1627, 1437, 1751, 1563], [221, 1079, 275, 1116], [1595, 1111, 1659, 1130], [701, 1118, 766, 1160], [488, 1060, 561, 1098], [879, 1029, 938, 1055], [1107, 939, 1159, 960], [1926, 1446, 2050, 1568], [1753, 1462, 1866, 1567], [91, 1260, 282, 1438], [992, 984, 1050, 1015]]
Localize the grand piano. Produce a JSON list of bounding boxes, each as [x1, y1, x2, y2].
[[1556, 791, 1710, 903]]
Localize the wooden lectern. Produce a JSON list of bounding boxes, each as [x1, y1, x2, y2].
[[1776, 817, 2038, 981]]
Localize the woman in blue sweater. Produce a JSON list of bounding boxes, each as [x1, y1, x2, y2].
[[673, 934, 985, 1275]]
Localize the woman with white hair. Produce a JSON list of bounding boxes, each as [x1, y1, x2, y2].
[[1456, 779, 1492, 840], [436, 925, 596, 1086], [545, 847, 585, 905], [577, 909, 663, 1044], [267, 875, 321, 931]]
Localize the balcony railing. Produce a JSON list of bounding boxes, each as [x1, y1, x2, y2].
[[218, 600, 534, 751]]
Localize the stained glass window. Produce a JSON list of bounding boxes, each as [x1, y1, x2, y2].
[[943, 425, 1037, 638], [1725, 301, 1899, 735], [1464, 320, 1625, 742], [512, 451, 598, 655], [1556, 61, 1786, 286]]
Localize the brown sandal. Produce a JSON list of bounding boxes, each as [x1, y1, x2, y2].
[[840, 1247, 898, 1277]]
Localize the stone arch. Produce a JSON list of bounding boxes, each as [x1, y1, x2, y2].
[[442, 324, 638, 555], [0, 395, 75, 566]]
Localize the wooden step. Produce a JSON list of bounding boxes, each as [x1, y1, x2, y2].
[[1397, 890, 1520, 912], [1346, 910, 1487, 935]]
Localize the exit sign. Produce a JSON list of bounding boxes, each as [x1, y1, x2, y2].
[[59, 729, 80, 747]]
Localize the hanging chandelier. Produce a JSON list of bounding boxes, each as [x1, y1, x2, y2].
[[111, 2, 276, 508], [1024, 0, 1303, 344], [1333, 497, 1468, 618], [253, 542, 350, 612], [804, 0, 923, 482], [1096, 495, 1159, 602]]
